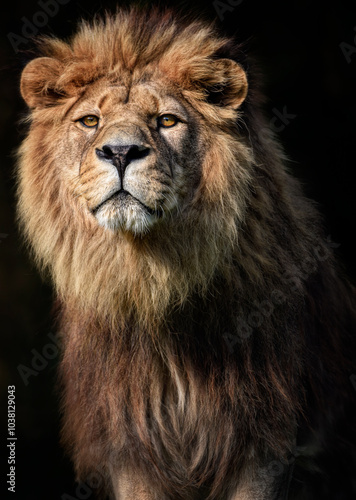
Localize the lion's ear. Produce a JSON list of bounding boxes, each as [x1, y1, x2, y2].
[[20, 57, 65, 109], [207, 59, 248, 109]]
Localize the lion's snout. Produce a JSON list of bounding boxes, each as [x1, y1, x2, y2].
[[96, 143, 151, 181]]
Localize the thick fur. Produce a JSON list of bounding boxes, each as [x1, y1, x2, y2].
[[17, 7, 356, 500]]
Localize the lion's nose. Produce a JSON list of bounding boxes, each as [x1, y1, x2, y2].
[[96, 144, 150, 174]]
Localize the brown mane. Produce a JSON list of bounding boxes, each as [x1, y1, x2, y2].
[[17, 6, 356, 499]]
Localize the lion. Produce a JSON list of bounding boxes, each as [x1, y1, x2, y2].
[[17, 7, 356, 500]]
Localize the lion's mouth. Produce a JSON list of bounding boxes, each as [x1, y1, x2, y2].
[[92, 190, 162, 217]]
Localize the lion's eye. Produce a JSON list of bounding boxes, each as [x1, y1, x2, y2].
[[79, 115, 99, 128], [157, 114, 179, 128]]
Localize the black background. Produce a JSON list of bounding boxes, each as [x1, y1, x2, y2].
[[1, 0, 356, 499]]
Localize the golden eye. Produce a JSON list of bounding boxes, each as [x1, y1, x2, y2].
[[157, 114, 178, 128], [79, 115, 99, 128]]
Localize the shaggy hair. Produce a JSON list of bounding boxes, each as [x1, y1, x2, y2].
[[17, 6, 356, 500]]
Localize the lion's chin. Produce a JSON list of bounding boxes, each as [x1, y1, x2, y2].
[[93, 192, 160, 235]]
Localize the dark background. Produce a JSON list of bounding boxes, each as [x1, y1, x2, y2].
[[1, 0, 356, 499]]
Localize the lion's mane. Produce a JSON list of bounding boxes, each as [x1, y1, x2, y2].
[[17, 7, 356, 499]]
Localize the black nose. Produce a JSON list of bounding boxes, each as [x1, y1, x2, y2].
[[96, 144, 150, 174]]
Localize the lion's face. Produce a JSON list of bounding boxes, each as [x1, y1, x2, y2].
[[64, 77, 200, 235], [19, 14, 248, 238]]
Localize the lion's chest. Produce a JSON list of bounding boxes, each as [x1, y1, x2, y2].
[[112, 352, 244, 485]]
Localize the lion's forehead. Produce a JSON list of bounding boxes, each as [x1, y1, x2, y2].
[[74, 77, 188, 121]]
